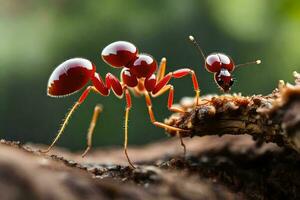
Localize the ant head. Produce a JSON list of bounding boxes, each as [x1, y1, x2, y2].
[[48, 58, 96, 97], [205, 53, 235, 73], [188, 36, 235, 73], [214, 69, 234, 92], [101, 41, 138, 68]]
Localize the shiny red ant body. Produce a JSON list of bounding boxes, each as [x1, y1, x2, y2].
[[43, 41, 200, 168], [189, 35, 261, 92]]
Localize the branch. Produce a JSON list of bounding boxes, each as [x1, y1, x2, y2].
[[165, 71, 300, 152]]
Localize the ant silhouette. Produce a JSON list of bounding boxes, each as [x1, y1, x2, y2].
[[42, 41, 200, 168]]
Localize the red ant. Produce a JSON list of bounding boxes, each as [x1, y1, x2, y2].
[[188, 35, 261, 92], [42, 41, 200, 168]]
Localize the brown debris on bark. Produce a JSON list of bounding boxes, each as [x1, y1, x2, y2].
[[166, 71, 300, 153]]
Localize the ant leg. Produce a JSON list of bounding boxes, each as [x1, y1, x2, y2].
[[41, 86, 97, 153], [123, 88, 135, 169], [172, 68, 200, 106], [81, 104, 103, 157], [152, 84, 185, 113], [153, 69, 200, 107], [101, 72, 135, 168], [152, 82, 188, 154], [157, 57, 167, 81], [179, 133, 187, 156], [144, 92, 189, 133]]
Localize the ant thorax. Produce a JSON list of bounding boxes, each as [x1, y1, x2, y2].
[[135, 78, 147, 92], [214, 68, 234, 92]]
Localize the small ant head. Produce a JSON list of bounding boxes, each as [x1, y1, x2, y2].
[[101, 41, 138, 68], [205, 53, 235, 73], [214, 68, 234, 92]]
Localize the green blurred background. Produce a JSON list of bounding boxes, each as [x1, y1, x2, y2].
[[0, 0, 299, 151]]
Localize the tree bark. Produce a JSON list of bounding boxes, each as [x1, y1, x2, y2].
[[166, 71, 300, 153], [0, 72, 299, 200]]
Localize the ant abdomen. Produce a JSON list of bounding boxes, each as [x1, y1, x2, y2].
[[47, 58, 96, 97]]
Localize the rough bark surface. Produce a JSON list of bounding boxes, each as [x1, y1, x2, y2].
[[0, 72, 299, 200], [0, 135, 299, 200], [166, 71, 300, 152]]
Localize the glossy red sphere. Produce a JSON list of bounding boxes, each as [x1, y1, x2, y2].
[[48, 58, 96, 96], [214, 68, 234, 92], [128, 54, 157, 78], [205, 53, 234, 73], [101, 41, 138, 68], [144, 74, 156, 92], [121, 68, 138, 87]]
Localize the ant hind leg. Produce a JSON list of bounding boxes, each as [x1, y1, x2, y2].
[[41, 86, 97, 153], [123, 89, 135, 169], [81, 104, 103, 157]]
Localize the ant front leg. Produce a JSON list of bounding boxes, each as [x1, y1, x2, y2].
[[148, 89, 189, 155], [154, 58, 200, 106], [152, 84, 185, 113], [144, 92, 189, 133], [41, 86, 99, 153], [172, 68, 200, 105]]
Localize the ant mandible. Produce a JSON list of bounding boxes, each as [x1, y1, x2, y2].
[[189, 35, 261, 92], [42, 41, 200, 168]]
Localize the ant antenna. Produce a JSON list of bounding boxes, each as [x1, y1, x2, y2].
[[188, 35, 206, 61], [235, 60, 261, 68]]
